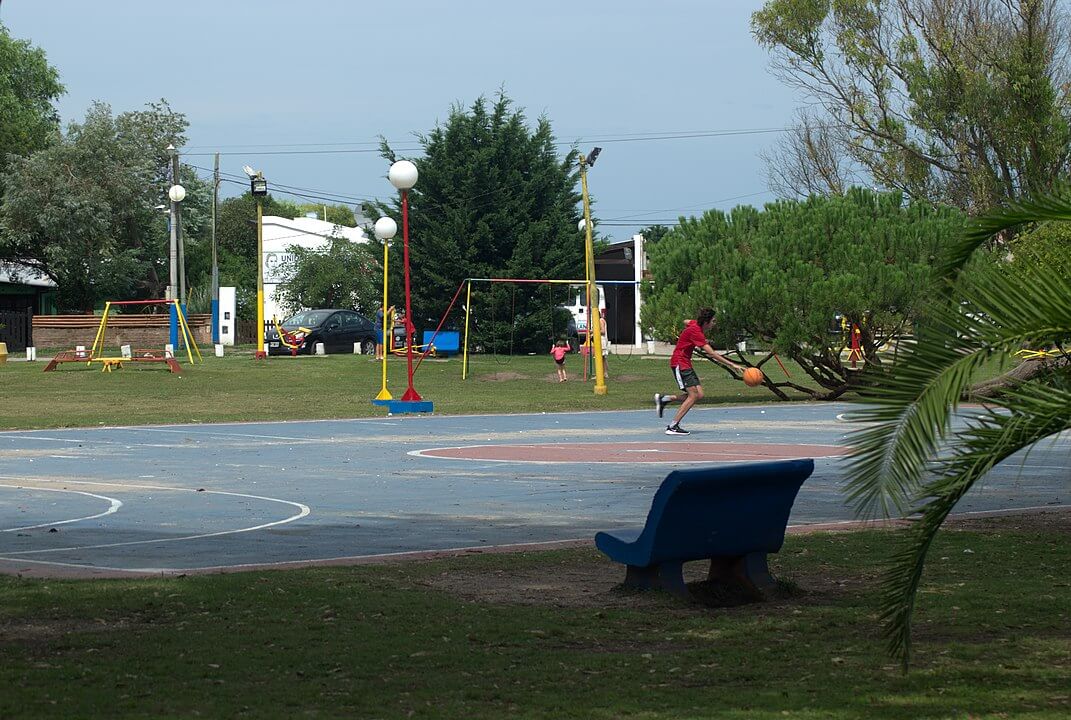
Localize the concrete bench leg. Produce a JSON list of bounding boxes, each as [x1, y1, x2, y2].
[[624, 561, 689, 600], [708, 552, 776, 595]]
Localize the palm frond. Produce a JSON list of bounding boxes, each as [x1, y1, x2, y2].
[[847, 182, 1071, 668], [880, 383, 1071, 666], [940, 184, 1071, 282], [846, 236, 1071, 517]]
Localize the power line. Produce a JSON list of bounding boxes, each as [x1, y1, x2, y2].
[[180, 125, 792, 158]]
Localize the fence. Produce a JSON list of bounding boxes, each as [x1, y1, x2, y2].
[[32, 314, 212, 350], [0, 308, 33, 352]]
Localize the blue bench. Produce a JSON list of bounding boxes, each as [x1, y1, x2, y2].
[[595, 459, 814, 600]]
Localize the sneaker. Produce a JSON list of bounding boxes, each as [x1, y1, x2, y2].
[[665, 424, 689, 436], [655, 393, 666, 418]]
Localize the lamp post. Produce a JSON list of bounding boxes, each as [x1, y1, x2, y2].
[[167, 175, 186, 352], [388, 160, 422, 402], [245, 166, 269, 359], [579, 147, 607, 395], [373, 216, 397, 403]]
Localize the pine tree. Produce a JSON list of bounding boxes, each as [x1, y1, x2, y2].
[[364, 93, 583, 352]]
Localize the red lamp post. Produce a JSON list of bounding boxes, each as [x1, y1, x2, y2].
[[388, 160, 421, 402]]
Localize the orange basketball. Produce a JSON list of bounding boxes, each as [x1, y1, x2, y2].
[[742, 367, 764, 387]]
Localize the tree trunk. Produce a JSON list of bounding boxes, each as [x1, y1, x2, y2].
[[968, 357, 1069, 399]]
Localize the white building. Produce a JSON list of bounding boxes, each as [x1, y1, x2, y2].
[[261, 215, 370, 322]]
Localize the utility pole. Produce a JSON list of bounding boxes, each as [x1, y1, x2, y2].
[[172, 149, 186, 302], [211, 153, 220, 343], [579, 147, 607, 395], [167, 145, 178, 301]]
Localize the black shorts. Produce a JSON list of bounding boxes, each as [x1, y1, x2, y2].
[[555, 359, 565, 366], [672, 366, 700, 390]]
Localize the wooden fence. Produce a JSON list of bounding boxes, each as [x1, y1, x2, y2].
[[0, 308, 33, 352]]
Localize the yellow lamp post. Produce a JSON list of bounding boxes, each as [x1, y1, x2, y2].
[[579, 147, 607, 395], [244, 166, 269, 360], [373, 216, 397, 403]]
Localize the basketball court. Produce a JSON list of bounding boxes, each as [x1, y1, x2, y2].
[[1, 402, 1067, 577]]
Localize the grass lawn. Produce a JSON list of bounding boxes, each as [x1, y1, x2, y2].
[[1, 513, 1068, 718], [0, 350, 813, 429]]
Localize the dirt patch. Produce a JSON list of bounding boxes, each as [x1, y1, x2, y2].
[[419, 511, 1069, 614], [943, 508, 1071, 534], [420, 548, 852, 615], [478, 371, 529, 382], [610, 374, 646, 383]]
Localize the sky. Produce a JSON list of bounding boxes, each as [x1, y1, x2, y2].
[[2, 0, 800, 243]]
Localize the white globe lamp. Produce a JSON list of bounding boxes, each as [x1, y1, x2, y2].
[[388, 160, 418, 190], [168, 184, 186, 203], [374, 217, 398, 241]]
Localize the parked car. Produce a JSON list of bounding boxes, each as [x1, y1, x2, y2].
[[267, 309, 376, 356]]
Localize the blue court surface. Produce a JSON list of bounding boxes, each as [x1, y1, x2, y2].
[[0, 402, 1067, 577]]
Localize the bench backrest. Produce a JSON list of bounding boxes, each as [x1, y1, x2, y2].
[[639, 459, 814, 564]]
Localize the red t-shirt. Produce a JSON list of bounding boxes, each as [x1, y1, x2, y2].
[[670, 320, 709, 370]]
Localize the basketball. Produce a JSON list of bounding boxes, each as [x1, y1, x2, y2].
[[743, 367, 764, 387]]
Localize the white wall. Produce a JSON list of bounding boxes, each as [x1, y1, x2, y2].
[[261, 216, 369, 321]]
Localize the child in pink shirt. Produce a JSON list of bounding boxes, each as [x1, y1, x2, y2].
[[550, 339, 570, 382]]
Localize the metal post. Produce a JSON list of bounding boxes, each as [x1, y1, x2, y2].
[[211, 153, 220, 344], [580, 156, 607, 395], [376, 237, 392, 401], [255, 196, 266, 359], [168, 160, 178, 302], [462, 280, 472, 380], [173, 152, 186, 303], [400, 189, 421, 401]]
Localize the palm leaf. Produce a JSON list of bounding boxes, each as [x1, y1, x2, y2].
[[879, 383, 1071, 666], [846, 185, 1071, 666]]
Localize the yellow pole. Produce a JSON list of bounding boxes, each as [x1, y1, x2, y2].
[[90, 301, 111, 361], [255, 196, 266, 359], [174, 302, 201, 363], [375, 238, 392, 401], [462, 280, 472, 380], [580, 157, 607, 395]]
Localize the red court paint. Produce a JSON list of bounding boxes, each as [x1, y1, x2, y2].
[[412, 442, 849, 464]]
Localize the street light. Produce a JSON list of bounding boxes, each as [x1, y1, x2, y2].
[[388, 160, 423, 403], [579, 147, 607, 395], [245, 165, 269, 359], [167, 181, 186, 302], [373, 216, 397, 403]]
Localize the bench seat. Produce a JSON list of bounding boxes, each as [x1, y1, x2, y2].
[[595, 458, 814, 599]]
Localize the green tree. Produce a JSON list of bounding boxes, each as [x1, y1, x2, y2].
[[638, 224, 672, 247], [0, 24, 64, 179], [752, 0, 1071, 212], [293, 202, 357, 227], [845, 185, 1071, 667], [641, 189, 964, 399], [363, 92, 585, 352], [274, 236, 380, 316], [0, 101, 209, 312]]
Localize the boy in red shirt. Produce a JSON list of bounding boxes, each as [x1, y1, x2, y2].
[[655, 307, 743, 435]]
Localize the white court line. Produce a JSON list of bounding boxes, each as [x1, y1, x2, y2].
[[3, 504, 1066, 575], [0, 435, 87, 444], [0, 484, 122, 532], [132, 427, 312, 441], [0, 476, 310, 556], [409, 442, 848, 464]]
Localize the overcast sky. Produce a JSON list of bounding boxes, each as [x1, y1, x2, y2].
[[3, 0, 799, 242]]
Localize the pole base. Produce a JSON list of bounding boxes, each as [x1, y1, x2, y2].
[[374, 388, 393, 403], [594, 384, 608, 396], [254, 350, 267, 360], [401, 387, 423, 401], [385, 399, 434, 414]]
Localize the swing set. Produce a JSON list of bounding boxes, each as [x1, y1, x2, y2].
[[43, 299, 201, 373]]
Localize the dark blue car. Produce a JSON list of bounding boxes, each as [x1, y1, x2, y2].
[[267, 309, 376, 356]]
